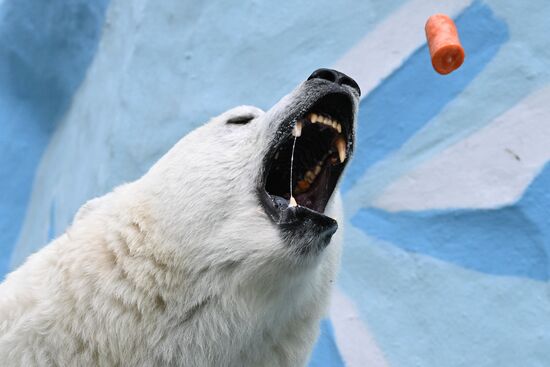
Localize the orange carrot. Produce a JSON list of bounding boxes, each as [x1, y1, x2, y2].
[[425, 14, 465, 75]]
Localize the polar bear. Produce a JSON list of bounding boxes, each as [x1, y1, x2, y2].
[[0, 68, 360, 366]]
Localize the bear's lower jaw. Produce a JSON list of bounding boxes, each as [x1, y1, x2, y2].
[[258, 179, 340, 255], [278, 205, 338, 254]]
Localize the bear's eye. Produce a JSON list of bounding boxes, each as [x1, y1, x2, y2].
[[227, 115, 254, 125]]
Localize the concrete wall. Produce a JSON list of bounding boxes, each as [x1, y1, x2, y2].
[[1, 0, 549, 365]]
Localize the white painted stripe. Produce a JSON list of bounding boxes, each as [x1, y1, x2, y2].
[[333, 0, 472, 96], [330, 288, 390, 367], [373, 85, 550, 211]]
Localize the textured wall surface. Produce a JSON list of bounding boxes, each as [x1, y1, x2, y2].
[[1, 0, 550, 366]]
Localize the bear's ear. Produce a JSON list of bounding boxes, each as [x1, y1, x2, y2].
[[227, 114, 255, 125], [222, 105, 264, 125]]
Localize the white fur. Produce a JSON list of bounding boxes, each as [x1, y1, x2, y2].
[[0, 88, 347, 366]]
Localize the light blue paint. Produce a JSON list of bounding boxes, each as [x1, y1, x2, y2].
[[0, 0, 110, 279], [308, 319, 345, 367], [47, 201, 56, 242], [342, 1, 508, 192], [352, 162, 550, 280], [339, 224, 550, 367]]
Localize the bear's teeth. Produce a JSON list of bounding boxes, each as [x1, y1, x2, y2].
[[314, 164, 322, 175], [306, 113, 342, 133], [292, 120, 303, 137], [305, 170, 315, 182], [303, 163, 323, 185], [335, 136, 346, 163], [309, 113, 318, 123], [320, 116, 340, 130]]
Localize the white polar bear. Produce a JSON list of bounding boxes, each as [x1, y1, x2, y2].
[[0, 68, 360, 367]]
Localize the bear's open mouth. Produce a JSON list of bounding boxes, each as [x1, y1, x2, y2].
[[260, 91, 355, 222]]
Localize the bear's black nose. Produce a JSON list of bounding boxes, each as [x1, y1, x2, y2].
[[307, 68, 361, 96]]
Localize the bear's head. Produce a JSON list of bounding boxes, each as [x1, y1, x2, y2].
[[138, 68, 360, 281]]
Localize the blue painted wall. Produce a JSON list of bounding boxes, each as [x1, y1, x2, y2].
[[1, 0, 550, 366], [0, 0, 109, 276], [343, 1, 508, 191]]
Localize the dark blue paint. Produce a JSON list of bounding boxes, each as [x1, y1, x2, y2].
[[352, 163, 550, 280], [342, 1, 509, 192], [0, 0, 110, 279], [308, 319, 345, 367]]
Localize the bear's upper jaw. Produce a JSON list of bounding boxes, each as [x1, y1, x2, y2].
[[259, 85, 356, 248]]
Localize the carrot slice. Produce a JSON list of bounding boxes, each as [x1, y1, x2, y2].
[[425, 14, 465, 75]]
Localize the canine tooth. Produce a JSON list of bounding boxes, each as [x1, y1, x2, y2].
[[292, 120, 302, 137], [335, 136, 346, 163], [289, 196, 297, 207], [336, 123, 342, 133], [332, 121, 338, 129]]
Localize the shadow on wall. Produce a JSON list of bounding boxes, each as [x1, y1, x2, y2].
[[0, 0, 110, 277]]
